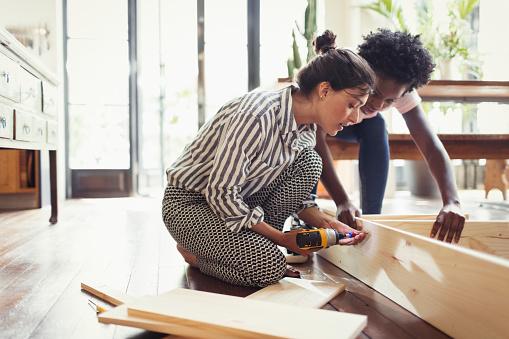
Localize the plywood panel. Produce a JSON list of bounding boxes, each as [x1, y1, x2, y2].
[[245, 277, 344, 308], [318, 218, 509, 339], [85, 277, 345, 309], [94, 278, 348, 337], [127, 288, 366, 339]]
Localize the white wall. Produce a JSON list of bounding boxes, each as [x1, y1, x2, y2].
[[323, 0, 390, 49], [0, 0, 59, 73]]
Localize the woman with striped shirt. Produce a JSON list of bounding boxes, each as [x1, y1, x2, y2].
[[162, 30, 374, 287]]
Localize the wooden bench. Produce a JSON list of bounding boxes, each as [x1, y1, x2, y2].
[[326, 133, 509, 160], [326, 80, 509, 199]]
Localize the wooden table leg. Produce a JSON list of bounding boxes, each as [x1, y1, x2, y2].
[[484, 159, 508, 201], [49, 149, 58, 224]]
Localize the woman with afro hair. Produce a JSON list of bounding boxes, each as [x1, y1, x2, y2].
[[315, 29, 466, 244]]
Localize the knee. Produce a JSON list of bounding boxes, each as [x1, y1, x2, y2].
[[243, 250, 286, 287]]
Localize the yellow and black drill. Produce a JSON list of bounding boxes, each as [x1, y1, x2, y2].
[[295, 228, 354, 250]]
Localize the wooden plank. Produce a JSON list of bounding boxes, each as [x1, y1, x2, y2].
[[366, 220, 508, 238], [362, 214, 437, 220], [313, 256, 449, 339], [318, 218, 509, 339], [81, 282, 137, 306], [322, 208, 430, 220], [99, 284, 354, 338], [94, 277, 345, 337], [127, 288, 366, 339], [245, 277, 345, 308], [100, 303, 206, 338], [322, 208, 438, 221], [87, 277, 344, 310], [370, 219, 509, 259]]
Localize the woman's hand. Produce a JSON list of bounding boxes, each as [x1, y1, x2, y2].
[[430, 202, 466, 243], [278, 230, 316, 256], [323, 219, 367, 245], [336, 201, 362, 229]]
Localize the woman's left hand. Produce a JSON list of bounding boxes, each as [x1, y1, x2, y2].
[[322, 220, 367, 245]]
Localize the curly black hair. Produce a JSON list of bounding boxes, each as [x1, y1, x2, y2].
[[358, 29, 435, 91]]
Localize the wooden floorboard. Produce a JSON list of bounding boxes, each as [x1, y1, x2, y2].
[[0, 197, 460, 338]]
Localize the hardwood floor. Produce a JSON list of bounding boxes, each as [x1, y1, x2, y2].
[[0, 198, 455, 338]]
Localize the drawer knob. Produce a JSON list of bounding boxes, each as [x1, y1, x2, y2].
[[0, 116, 6, 128], [1, 71, 10, 84], [23, 124, 31, 134]]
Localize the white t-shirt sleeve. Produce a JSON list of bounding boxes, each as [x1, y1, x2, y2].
[[393, 89, 422, 114]]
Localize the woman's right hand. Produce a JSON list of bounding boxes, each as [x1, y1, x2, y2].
[[278, 230, 315, 256]]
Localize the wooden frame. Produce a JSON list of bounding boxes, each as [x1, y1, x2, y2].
[[371, 219, 509, 259], [318, 215, 509, 339]]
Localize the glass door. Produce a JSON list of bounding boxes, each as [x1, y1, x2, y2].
[[65, 0, 132, 197]]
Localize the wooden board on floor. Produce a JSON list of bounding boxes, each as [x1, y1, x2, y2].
[[94, 277, 347, 336], [85, 277, 345, 309], [80, 282, 136, 306], [318, 217, 509, 339], [99, 303, 209, 338], [126, 288, 366, 339], [245, 277, 345, 308]]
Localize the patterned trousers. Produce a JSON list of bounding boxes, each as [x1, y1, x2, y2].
[[162, 148, 322, 287]]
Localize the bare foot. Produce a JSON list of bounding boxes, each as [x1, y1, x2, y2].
[[284, 265, 301, 278], [176, 244, 198, 268]]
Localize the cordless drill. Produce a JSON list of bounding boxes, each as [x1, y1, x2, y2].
[[295, 228, 354, 250]]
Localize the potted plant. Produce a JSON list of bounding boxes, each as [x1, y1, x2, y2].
[[286, 0, 317, 79], [362, 0, 480, 79]]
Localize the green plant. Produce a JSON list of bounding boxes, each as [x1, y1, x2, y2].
[[361, 0, 408, 32], [362, 0, 480, 79], [287, 0, 317, 78]]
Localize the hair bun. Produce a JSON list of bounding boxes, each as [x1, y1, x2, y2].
[[314, 30, 337, 54]]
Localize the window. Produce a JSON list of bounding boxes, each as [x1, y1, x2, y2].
[[67, 0, 130, 169]]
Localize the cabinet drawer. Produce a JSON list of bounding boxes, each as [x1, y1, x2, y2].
[[14, 109, 34, 142], [32, 116, 46, 143], [42, 82, 57, 116], [47, 120, 58, 145], [0, 52, 21, 102], [0, 103, 14, 139], [19, 67, 42, 112]]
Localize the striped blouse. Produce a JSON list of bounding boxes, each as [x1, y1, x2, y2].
[[166, 85, 318, 232]]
